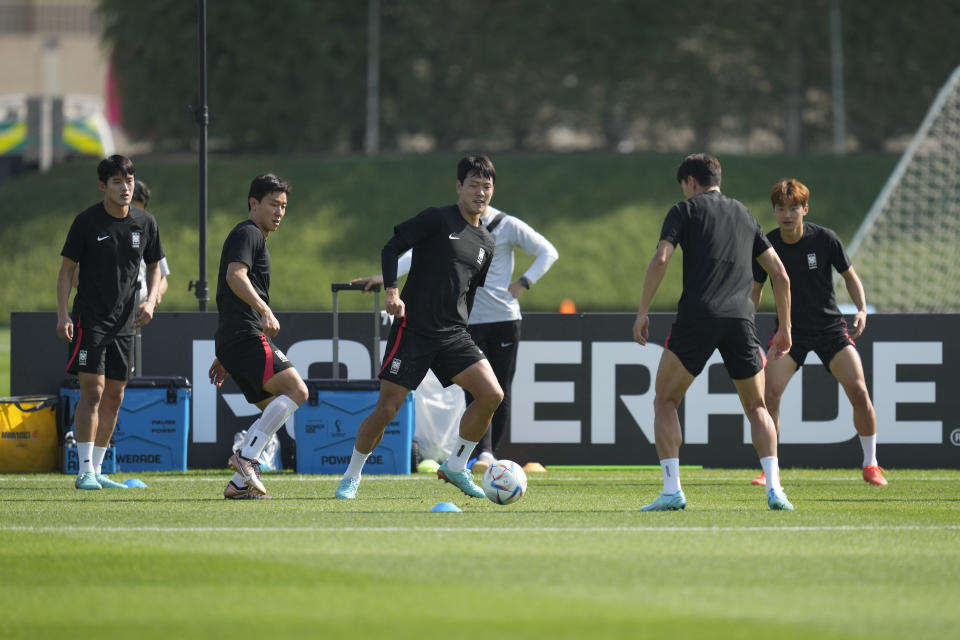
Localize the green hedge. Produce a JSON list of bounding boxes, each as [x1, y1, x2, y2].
[[0, 152, 895, 325]]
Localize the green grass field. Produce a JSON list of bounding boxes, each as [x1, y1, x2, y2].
[[1, 468, 957, 639]]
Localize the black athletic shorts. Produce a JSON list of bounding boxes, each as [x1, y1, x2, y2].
[[66, 331, 134, 381], [768, 321, 855, 371], [379, 317, 486, 389], [665, 317, 765, 380], [216, 333, 295, 404]]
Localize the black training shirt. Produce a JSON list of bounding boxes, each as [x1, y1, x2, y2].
[[753, 222, 851, 334], [384, 205, 494, 336], [216, 220, 271, 343], [61, 202, 164, 336], [660, 191, 771, 320]]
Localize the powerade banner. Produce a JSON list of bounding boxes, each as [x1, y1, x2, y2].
[[11, 312, 960, 469]]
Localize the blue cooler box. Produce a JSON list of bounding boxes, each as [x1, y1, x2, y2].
[[60, 376, 191, 472], [294, 379, 414, 475]]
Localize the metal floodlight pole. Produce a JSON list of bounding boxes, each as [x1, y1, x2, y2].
[[364, 0, 381, 155], [190, 0, 210, 311], [829, 0, 847, 155]]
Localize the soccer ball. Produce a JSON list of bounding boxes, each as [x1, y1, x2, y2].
[[481, 460, 528, 505]]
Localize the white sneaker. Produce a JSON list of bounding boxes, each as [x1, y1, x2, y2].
[[224, 480, 270, 500], [470, 451, 496, 474], [228, 452, 266, 495]]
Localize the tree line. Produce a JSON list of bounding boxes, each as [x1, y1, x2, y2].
[[99, 0, 959, 155]]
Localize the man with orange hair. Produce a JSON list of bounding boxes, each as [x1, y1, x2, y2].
[[752, 178, 886, 486]]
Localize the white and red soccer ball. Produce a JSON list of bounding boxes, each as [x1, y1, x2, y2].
[[481, 460, 528, 505]]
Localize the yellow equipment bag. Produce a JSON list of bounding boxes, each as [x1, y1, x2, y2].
[[0, 396, 59, 472]]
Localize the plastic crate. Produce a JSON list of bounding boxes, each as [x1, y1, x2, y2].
[[293, 379, 414, 474], [60, 376, 191, 472]]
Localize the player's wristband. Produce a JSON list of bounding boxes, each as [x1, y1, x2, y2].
[[519, 276, 531, 289]]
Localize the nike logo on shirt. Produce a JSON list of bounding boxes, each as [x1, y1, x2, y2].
[[97, 235, 109, 242], [449, 234, 460, 240]]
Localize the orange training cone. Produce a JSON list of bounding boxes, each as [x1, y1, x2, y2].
[[559, 298, 577, 314]]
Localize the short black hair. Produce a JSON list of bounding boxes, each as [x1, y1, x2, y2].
[[676, 153, 722, 188], [457, 155, 496, 185], [97, 155, 135, 184], [247, 173, 291, 210], [132, 180, 151, 208]]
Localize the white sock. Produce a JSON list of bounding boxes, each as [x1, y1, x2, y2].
[[235, 418, 263, 460], [661, 458, 681, 494], [343, 448, 370, 480], [859, 434, 878, 467], [445, 435, 478, 472], [760, 456, 782, 491], [93, 446, 107, 474], [231, 418, 265, 486], [241, 395, 298, 460], [77, 442, 95, 474]]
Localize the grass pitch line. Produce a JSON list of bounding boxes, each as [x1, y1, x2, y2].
[[2, 524, 958, 534], [3, 473, 960, 483]]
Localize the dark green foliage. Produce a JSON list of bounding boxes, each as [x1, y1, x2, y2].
[[99, 0, 369, 151], [97, 0, 960, 154]]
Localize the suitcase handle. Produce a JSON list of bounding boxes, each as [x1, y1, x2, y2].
[[330, 283, 381, 379], [332, 282, 381, 292]]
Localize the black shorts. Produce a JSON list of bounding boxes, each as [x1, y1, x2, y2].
[[467, 319, 521, 391], [379, 318, 486, 389], [66, 331, 134, 381], [769, 321, 855, 371], [216, 333, 295, 404], [666, 317, 765, 380]]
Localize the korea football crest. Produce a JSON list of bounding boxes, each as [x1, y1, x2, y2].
[[806, 253, 817, 269], [131, 232, 141, 249]]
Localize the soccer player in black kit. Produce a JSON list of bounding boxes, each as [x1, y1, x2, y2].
[[57, 155, 164, 490], [752, 178, 886, 487], [633, 153, 796, 511], [335, 156, 502, 499], [208, 174, 308, 499]]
